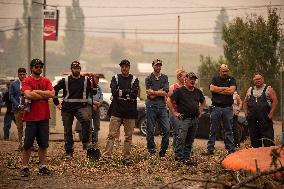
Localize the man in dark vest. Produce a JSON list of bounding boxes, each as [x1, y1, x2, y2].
[[53, 61, 91, 159], [102, 59, 139, 164]]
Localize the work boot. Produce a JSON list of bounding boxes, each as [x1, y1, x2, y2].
[[20, 167, 29, 177]]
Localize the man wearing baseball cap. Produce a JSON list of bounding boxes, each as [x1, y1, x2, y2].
[[145, 59, 170, 157], [53, 60, 92, 159], [102, 59, 139, 164], [20, 58, 54, 177], [167, 72, 205, 164]]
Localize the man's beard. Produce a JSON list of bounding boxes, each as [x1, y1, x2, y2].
[[72, 71, 80, 77], [32, 70, 42, 76]]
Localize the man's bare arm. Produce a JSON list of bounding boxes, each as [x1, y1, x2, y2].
[[209, 84, 227, 93], [219, 86, 236, 95], [33, 90, 55, 98], [24, 90, 45, 100], [268, 87, 278, 119]]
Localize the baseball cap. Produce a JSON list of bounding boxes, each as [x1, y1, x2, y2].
[[30, 58, 44, 67], [152, 59, 162, 66], [71, 61, 81, 69], [187, 72, 198, 79], [119, 59, 130, 66]]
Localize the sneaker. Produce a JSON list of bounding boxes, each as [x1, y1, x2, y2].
[[20, 167, 29, 177], [148, 149, 156, 156], [39, 167, 52, 176]]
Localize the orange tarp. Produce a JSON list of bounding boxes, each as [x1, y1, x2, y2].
[[222, 146, 284, 178]]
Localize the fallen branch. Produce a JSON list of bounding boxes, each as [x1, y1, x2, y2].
[[232, 166, 284, 189], [160, 177, 231, 189]]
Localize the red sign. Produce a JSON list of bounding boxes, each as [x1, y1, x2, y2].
[[43, 10, 59, 41]]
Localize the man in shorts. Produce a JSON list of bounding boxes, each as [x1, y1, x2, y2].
[[20, 59, 55, 177]]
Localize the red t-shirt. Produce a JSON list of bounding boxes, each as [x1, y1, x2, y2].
[[22, 75, 53, 121]]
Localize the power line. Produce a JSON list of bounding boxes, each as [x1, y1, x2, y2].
[[31, 23, 216, 31], [32, 26, 221, 34], [0, 4, 282, 20], [1, 2, 283, 9]]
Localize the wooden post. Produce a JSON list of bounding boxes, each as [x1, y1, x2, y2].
[[176, 16, 180, 69]]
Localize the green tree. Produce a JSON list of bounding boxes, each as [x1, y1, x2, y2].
[[5, 19, 26, 75], [198, 55, 226, 96], [63, 0, 85, 61], [223, 8, 282, 94], [213, 7, 229, 49]]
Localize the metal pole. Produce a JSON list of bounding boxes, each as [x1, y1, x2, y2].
[[28, 16, 31, 74], [43, 0, 46, 76], [176, 16, 180, 69]]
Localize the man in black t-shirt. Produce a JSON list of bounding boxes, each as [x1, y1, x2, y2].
[[53, 61, 91, 159], [206, 64, 236, 155], [167, 72, 205, 163], [102, 59, 139, 164]]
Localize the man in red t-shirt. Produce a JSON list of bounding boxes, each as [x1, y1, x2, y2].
[[20, 59, 54, 177]]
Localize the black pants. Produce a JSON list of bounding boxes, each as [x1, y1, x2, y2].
[[247, 114, 274, 148], [61, 107, 91, 154]]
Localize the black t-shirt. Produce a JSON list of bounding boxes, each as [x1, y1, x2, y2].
[[53, 76, 91, 111], [110, 74, 139, 119], [170, 86, 205, 117], [211, 75, 236, 107]]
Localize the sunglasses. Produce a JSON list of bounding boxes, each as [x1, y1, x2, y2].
[[34, 65, 44, 69]]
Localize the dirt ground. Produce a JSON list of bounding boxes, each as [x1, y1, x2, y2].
[[0, 113, 283, 188]]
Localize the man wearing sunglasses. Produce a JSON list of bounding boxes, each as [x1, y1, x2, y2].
[[167, 72, 205, 164], [53, 61, 92, 159], [21, 59, 55, 177]]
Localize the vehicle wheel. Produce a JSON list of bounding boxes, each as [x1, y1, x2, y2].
[[138, 117, 159, 136], [99, 103, 110, 121]]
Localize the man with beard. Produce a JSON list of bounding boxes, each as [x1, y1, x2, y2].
[[9, 68, 27, 151], [243, 72, 278, 147], [102, 59, 139, 164], [53, 61, 91, 159], [167, 72, 205, 164], [145, 59, 170, 157], [20, 59, 55, 177], [206, 64, 236, 155]]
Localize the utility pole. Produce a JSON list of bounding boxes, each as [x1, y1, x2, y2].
[[43, 0, 46, 76], [176, 16, 180, 69], [28, 16, 31, 73]]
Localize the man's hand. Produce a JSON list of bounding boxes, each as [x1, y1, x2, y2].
[[18, 105, 25, 111], [146, 89, 155, 95], [56, 104, 62, 110], [268, 112, 273, 120]]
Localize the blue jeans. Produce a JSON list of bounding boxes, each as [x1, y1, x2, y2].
[[207, 106, 235, 153], [146, 106, 170, 156], [170, 113, 179, 154], [3, 112, 15, 139], [175, 118, 198, 160]]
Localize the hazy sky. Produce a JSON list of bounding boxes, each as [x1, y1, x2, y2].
[[0, 0, 283, 46]]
